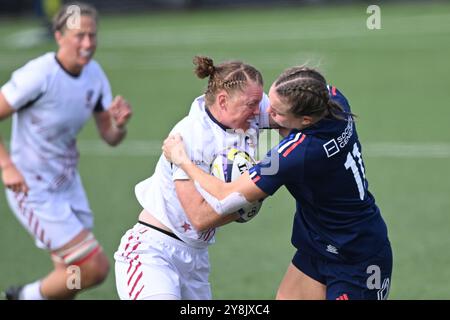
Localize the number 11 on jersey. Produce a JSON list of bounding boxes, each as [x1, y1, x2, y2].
[[344, 143, 366, 200]]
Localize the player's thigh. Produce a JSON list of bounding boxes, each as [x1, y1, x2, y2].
[[114, 225, 182, 300], [276, 262, 326, 300], [115, 257, 181, 300], [181, 249, 211, 300], [6, 189, 86, 250]]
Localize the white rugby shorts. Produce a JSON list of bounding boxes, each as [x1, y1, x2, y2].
[[5, 174, 93, 251], [114, 222, 211, 300]]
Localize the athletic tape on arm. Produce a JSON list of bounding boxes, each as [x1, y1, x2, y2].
[[194, 181, 250, 215]]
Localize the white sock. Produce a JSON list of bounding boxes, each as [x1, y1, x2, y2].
[[19, 280, 46, 300]]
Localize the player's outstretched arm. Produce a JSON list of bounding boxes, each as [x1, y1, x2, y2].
[[175, 179, 239, 231], [163, 134, 267, 204], [94, 95, 132, 146]]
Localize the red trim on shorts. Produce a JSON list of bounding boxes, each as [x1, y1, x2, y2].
[[28, 209, 34, 227], [123, 236, 134, 253], [129, 271, 143, 297], [13, 193, 50, 249], [127, 262, 142, 286], [33, 218, 39, 235], [133, 285, 145, 300], [39, 229, 45, 243], [125, 242, 141, 258], [127, 255, 140, 274]]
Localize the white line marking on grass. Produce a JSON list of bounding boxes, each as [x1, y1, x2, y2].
[[4, 28, 48, 48], [364, 143, 450, 159]]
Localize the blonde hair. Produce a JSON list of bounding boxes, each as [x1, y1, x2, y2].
[[52, 2, 98, 33], [193, 56, 263, 107]]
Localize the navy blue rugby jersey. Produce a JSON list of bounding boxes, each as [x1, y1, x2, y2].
[[249, 86, 388, 263]]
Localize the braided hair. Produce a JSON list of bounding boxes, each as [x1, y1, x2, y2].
[[274, 66, 354, 121], [193, 56, 263, 107]]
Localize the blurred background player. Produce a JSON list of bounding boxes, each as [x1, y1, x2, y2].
[[0, 2, 132, 300], [35, 0, 63, 39], [163, 66, 392, 300], [114, 56, 270, 300]]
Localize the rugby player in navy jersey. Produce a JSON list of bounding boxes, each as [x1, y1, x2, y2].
[[163, 66, 392, 300]]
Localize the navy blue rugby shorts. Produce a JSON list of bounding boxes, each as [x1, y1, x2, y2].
[[292, 241, 392, 300]]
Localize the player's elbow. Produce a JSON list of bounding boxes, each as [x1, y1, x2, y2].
[[190, 217, 212, 232], [190, 210, 219, 232], [99, 127, 126, 147]]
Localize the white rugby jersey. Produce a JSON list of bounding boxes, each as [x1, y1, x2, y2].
[[1, 52, 112, 192], [135, 94, 270, 248]]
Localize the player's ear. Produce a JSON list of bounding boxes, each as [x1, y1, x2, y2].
[[54, 30, 64, 45], [217, 91, 227, 110], [301, 115, 313, 127]]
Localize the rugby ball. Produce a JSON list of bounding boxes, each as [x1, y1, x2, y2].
[[210, 148, 263, 223]]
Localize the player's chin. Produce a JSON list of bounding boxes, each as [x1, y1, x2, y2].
[[239, 122, 250, 131], [77, 54, 94, 66], [77, 57, 92, 66], [274, 119, 287, 128]]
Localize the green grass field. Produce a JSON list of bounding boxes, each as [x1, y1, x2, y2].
[[1, 2, 450, 299]]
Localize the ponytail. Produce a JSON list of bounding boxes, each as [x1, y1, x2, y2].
[[326, 99, 356, 121]]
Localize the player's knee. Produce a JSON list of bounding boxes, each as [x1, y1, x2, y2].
[[275, 289, 286, 300], [275, 285, 295, 300], [52, 233, 110, 287], [81, 251, 110, 287]]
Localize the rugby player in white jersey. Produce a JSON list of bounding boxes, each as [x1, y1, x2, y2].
[[114, 56, 271, 300], [0, 2, 132, 299]]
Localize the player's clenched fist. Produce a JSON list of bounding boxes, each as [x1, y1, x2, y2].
[[110, 95, 132, 129], [1, 162, 29, 194]]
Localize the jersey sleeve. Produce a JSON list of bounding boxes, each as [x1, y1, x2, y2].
[[93, 63, 113, 112], [170, 121, 210, 181], [1, 60, 47, 110], [249, 131, 307, 195], [255, 92, 270, 129]]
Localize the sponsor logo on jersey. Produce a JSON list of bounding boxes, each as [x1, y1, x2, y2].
[[323, 139, 340, 158], [323, 116, 354, 157], [85, 89, 94, 108], [337, 116, 354, 148]]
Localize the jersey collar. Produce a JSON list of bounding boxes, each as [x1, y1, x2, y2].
[[205, 107, 231, 131], [54, 55, 81, 78]]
